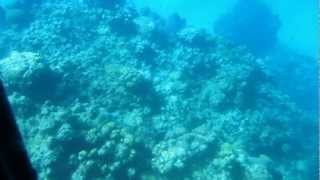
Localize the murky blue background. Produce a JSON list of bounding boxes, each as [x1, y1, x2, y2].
[[133, 0, 318, 58]]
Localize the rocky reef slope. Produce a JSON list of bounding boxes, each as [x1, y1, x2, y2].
[[0, 0, 317, 179]]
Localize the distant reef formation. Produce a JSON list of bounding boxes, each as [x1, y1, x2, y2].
[[0, 0, 317, 179], [214, 0, 280, 56]]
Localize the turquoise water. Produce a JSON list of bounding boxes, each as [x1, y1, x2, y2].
[[134, 0, 318, 58], [0, 0, 318, 179]]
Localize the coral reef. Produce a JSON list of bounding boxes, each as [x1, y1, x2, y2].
[[0, 51, 61, 101], [0, 0, 316, 180]]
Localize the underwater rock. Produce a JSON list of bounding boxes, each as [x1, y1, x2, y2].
[[132, 39, 158, 65], [134, 14, 173, 49], [152, 131, 214, 174], [85, 0, 126, 9], [108, 8, 138, 36], [0, 51, 61, 102], [0, 51, 43, 89], [178, 27, 215, 50], [70, 121, 146, 180]]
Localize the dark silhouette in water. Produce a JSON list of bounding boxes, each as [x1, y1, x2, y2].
[[0, 0, 42, 28], [214, 0, 280, 56], [165, 13, 186, 35], [85, 0, 126, 9], [0, 6, 4, 27], [0, 80, 37, 180]]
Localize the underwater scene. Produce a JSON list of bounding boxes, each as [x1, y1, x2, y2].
[[0, 0, 318, 179]]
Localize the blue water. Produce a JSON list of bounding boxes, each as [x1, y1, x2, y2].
[[0, 0, 318, 179], [134, 0, 318, 58]]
